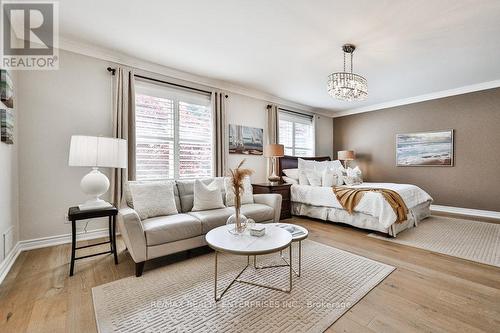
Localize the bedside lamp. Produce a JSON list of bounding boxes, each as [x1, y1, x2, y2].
[[338, 150, 355, 168], [69, 135, 127, 211], [264, 143, 284, 183]]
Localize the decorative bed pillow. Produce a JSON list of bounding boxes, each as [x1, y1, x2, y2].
[[128, 182, 178, 220], [282, 176, 298, 184], [306, 170, 322, 186], [342, 166, 363, 186], [192, 179, 225, 211], [321, 168, 338, 187], [298, 171, 310, 185], [282, 168, 299, 180], [224, 176, 254, 206]]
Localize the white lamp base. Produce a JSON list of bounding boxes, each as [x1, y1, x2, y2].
[[78, 167, 112, 211]]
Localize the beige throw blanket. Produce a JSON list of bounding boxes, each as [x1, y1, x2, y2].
[[333, 186, 409, 223]]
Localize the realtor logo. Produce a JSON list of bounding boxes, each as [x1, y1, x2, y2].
[[1, 1, 59, 70]]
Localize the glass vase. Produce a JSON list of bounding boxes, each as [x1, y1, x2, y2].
[[226, 210, 248, 235]]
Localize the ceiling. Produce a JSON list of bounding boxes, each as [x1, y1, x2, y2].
[[57, 0, 500, 114]]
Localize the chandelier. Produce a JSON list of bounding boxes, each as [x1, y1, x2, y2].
[[327, 44, 368, 101]]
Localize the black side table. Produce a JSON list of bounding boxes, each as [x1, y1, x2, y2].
[[68, 206, 119, 276]]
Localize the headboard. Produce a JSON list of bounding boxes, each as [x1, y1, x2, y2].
[[278, 155, 331, 177]]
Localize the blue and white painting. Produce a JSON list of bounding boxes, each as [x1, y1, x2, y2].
[[396, 130, 453, 166]]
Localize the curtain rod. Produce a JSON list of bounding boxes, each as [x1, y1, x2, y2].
[[107, 67, 227, 97], [274, 105, 314, 118]]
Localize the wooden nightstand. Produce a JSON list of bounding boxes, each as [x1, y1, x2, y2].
[[252, 182, 292, 220]]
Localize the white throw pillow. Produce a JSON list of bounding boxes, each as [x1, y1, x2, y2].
[[298, 171, 310, 185], [282, 168, 299, 180], [306, 170, 322, 186], [342, 166, 363, 186], [128, 182, 178, 220], [224, 176, 254, 206], [192, 179, 225, 211], [321, 168, 338, 187], [282, 176, 298, 185]]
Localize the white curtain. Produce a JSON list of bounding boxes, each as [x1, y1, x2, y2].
[[213, 91, 227, 177], [111, 67, 136, 207]]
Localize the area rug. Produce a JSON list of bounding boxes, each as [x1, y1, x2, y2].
[[92, 240, 394, 332], [368, 216, 500, 267]]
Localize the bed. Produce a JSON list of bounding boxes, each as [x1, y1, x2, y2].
[[278, 156, 433, 237]]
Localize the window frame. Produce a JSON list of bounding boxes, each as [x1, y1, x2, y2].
[[278, 109, 315, 157], [134, 78, 214, 180]]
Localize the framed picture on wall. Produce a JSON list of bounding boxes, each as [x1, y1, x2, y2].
[[396, 130, 454, 166], [1, 108, 14, 144], [228, 124, 263, 155], [1, 69, 14, 108]]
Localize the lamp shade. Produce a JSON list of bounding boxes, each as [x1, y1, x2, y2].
[[263, 144, 284, 158], [338, 150, 355, 161], [69, 135, 127, 168]]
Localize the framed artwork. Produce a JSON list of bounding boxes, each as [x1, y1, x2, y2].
[[1, 108, 14, 144], [396, 130, 454, 166], [1, 69, 14, 108], [228, 124, 263, 155]]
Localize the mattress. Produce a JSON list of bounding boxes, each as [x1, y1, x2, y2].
[[291, 182, 433, 229]]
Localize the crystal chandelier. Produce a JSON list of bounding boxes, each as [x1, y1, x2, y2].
[[327, 44, 368, 101]]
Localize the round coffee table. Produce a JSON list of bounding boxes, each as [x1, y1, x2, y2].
[[256, 223, 308, 277], [206, 225, 292, 301]]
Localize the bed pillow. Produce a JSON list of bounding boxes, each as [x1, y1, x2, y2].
[[282, 176, 298, 185], [224, 176, 254, 206], [192, 179, 225, 211], [321, 168, 338, 187], [128, 182, 178, 220], [342, 166, 363, 186], [306, 170, 322, 186], [282, 168, 299, 180], [298, 171, 310, 185]]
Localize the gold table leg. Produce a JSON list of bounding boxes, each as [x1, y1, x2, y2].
[[254, 240, 303, 277]]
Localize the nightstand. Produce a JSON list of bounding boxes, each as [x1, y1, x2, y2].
[[252, 182, 292, 220], [67, 206, 118, 276]]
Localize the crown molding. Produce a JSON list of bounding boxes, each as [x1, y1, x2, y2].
[[332, 79, 500, 118], [58, 37, 333, 116]]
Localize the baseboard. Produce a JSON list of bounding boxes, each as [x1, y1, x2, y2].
[[0, 228, 114, 285], [431, 204, 500, 220]]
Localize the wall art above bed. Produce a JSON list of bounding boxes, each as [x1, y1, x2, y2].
[[396, 130, 454, 166]]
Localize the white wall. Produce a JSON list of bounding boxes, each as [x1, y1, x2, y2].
[[0, 71, 19, 263], [17, 49, 333, 241]]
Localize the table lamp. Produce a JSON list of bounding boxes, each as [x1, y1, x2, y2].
[[264, 143, 284, 183], [69, 135, 127, 211], [338, 150, 355, 168]]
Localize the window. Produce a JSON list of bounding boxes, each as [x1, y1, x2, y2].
[[278, 110, 315, 157], [135, 79, 213, 180]]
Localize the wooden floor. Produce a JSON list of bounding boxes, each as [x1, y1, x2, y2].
[[1, 216, 499, 333]]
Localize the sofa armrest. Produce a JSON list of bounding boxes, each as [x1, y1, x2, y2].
[[117, 207, 147, 263], [253, 193, 282, 222]]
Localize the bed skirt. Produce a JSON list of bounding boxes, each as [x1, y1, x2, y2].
[[291, 201, 432, 237]]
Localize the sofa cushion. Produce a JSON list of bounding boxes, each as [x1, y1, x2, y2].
[[192, 179, 225, 211], [124, 180, 181, 212], [142, 213, 202, 246], [188, 207, 234, 234], [128, 182, 178, 220], [240, 203, 274, 223], [176, 178, 226, 213]]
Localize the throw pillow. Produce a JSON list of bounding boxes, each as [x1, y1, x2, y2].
[[321, 168, 338, 187], [128, 182, 178, 220], [282, 168, 299, 180], [224, 176, 254, 206], [282, 176, 298, 185], [342, 166, 363, 186], [298, 170, 310, 185], [306, 170, 322, 186], [192, 179, 225, 211]]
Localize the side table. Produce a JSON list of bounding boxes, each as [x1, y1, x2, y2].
[[67, 206, 118, 276]]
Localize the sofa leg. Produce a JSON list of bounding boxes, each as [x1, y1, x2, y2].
[[135, 261, 145, 277]]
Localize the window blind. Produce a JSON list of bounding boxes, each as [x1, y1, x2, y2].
[[278, 110, 315, 157], [135, 79, 213, 180]]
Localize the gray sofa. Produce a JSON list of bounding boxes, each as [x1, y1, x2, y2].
[[117, 178, 282, 276]]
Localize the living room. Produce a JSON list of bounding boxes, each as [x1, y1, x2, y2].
[[1, 1, 499, 332]]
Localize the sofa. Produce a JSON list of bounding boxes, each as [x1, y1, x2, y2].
[[117, 177, 282, 276]]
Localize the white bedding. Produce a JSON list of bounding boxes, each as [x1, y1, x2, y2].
[[291, 182, 433, 229]]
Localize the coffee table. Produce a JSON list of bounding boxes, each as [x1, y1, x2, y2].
[[254, 223, 308, 277], [206, 225, 292, 301]]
